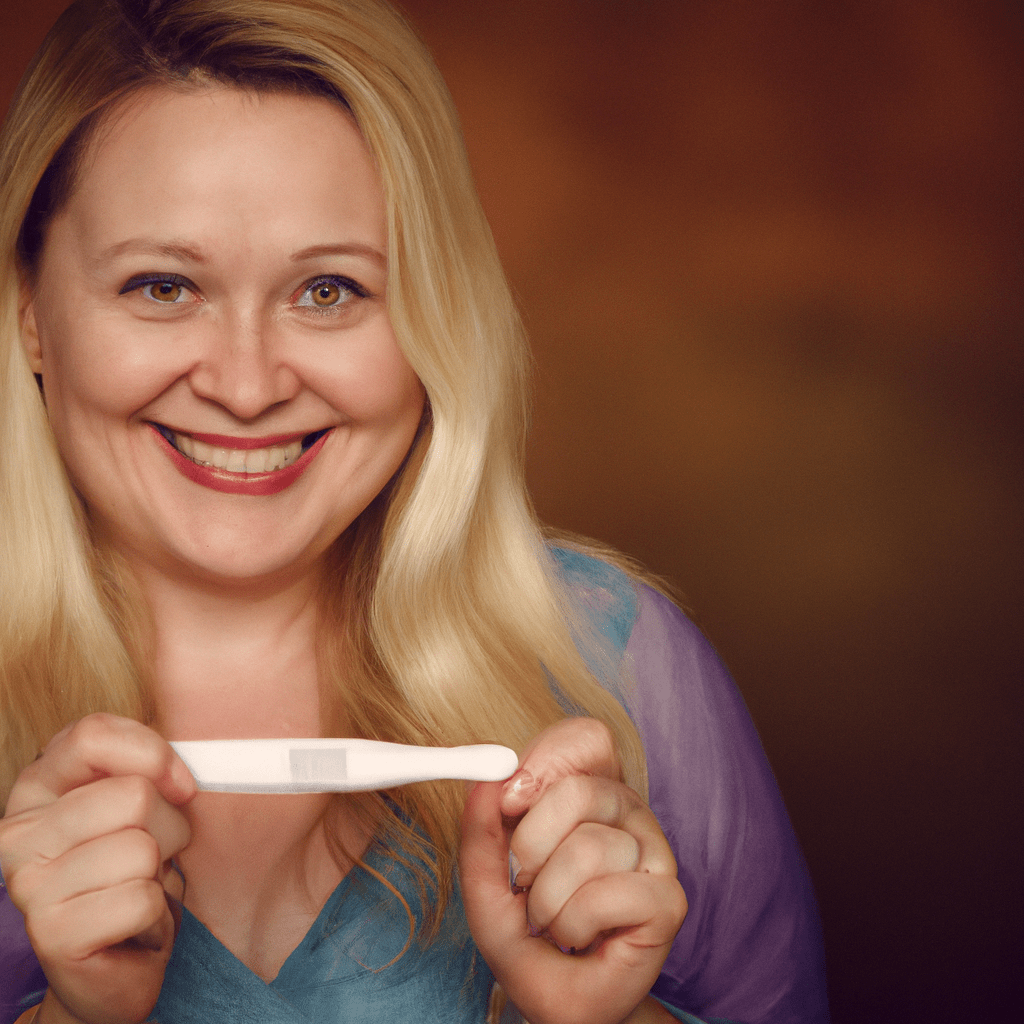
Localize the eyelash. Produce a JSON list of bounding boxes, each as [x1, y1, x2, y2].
[[118, 274, 370, 311], [119, 273, 195, 303], [296, 275, 368, 313]]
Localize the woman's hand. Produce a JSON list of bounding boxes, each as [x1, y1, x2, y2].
[[460, 718, 687, 1024], [0, 714, 196, 1024]]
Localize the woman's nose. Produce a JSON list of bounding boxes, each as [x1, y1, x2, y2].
[[186, 312, 300, 420]]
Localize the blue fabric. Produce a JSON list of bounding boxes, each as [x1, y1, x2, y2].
[[549, 546, 639, 656], [152, 844, 492, 1023]]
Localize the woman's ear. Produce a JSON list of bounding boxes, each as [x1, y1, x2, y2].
[[18, 278, 44, 377]]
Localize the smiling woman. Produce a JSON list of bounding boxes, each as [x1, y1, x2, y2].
[[0, 2, 826, 1024], [22, 85, 424, 575]]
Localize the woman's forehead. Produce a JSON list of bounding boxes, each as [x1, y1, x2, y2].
[[55, 83, 387, 266]]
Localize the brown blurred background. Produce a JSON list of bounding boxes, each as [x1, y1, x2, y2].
[[3, 1, 1022, 1021]]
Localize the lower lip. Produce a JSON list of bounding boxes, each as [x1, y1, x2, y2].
[[151, 426, 331, 496]]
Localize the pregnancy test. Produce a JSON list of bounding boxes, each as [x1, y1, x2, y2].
[[170, 738, 520, 793]]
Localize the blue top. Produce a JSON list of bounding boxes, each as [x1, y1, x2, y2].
[[0, 549, 828, 1024], [153, 845, 491, 1023]]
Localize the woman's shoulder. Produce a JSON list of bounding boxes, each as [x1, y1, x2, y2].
[[547, 540, 706, 661], [548, 543, 640, 654]]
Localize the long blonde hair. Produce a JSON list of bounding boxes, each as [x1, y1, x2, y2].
[[0, 0, 648, 934]]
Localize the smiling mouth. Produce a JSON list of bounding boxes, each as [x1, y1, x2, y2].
[[153, 425, 332, 474]]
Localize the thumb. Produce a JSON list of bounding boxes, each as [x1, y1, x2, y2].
[[459, 781, 524, 957], [500, 718, 620, 819]]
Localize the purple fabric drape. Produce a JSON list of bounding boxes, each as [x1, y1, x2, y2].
[[629, 584, 828, 1023]]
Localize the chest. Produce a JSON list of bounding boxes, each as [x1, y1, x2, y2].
[[154, 845, 495, 1024], [176, 791, 362, 981]]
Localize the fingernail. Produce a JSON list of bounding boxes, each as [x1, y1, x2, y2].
[[557, 943, 577, 955], [508, 850, 523, 893], [504, 769, 539, 800], [528, 920, 543, 938]]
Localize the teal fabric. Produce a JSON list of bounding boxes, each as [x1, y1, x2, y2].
[[546, 546, 640, 715], [549, 546, 639, 655], [152, 844, 493, 1022]]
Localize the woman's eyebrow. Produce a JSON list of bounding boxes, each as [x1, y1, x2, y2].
[[94, 238, 207, 265], [290, 242, 386, 268]]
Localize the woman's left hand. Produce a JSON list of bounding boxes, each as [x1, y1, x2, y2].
[[460, 718, 687, 1024]]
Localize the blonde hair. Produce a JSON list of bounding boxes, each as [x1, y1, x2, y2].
[[0, 0, 648, 935]]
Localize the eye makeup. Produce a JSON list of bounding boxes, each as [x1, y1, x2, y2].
[[119, 272, 197, 303]]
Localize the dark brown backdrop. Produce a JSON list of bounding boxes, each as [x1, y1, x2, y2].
[[3, 2, 1021, 1021]]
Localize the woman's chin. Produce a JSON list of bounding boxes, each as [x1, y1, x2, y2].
[[94, 519, 335, 594]]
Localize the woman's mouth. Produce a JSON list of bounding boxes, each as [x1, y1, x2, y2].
[[153, 425, 331, 473], [150, 424, 333, 496]]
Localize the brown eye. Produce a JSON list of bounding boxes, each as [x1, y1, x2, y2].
[[312, 281, 341, 306], [297, 276, 364, 311], [148, 281, 183, 302]]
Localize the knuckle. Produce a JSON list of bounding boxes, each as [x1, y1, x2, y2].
[[570, 822, 640, 875], [551, 772, 591, 809], [116, 774, 158, 823], [667, 878, 689, 924], [619, 830, 641, 870], [646, 846, 679, 877], [70, 712, 116, 743], [122, 876, 167, 923], [65, 713, 119, 760], [549, 772, 617, 822], [138, 876, 170, 919], [568, 717, 617, 770], [123, 828, 162, 878], [564, 822, 611, 871]]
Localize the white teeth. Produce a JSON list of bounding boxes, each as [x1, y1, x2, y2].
[[167, 431, 309, 473], [191, 439, 214, 465], [244, 449, 268, 473]]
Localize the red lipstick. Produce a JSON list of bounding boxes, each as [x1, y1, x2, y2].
[[150, 424, 331, 496]]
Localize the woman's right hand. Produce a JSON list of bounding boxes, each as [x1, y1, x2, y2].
[[0, 714, 196, 1024]]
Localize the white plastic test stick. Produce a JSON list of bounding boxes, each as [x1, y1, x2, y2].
[[170, 738, 520, 794]]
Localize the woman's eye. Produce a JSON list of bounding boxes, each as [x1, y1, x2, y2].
[[296, 276, 364, 310], [120, 274, 195, 304], [144, 281, 187, 303]]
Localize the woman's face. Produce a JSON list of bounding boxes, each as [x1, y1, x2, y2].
[[22, 84, 425, 587]]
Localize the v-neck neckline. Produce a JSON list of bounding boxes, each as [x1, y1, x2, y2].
[[175, 843, 392, 987]]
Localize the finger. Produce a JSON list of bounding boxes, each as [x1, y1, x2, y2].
[[545, 871, 688, 958], [161, 858, 186, 904], [2, 775, 191, 883], [460, 781, 528, 959], [525, 822, 639, 932], [20, 828, 165, 907], [7, 714, 196, 815], [510, 775, 675, 887], [501, 718, 619, 819], [29, 878, 176, 962]]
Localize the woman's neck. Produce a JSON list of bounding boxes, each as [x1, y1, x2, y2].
[[134, 561, 327, 741], [128, 558, 372, 979]]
